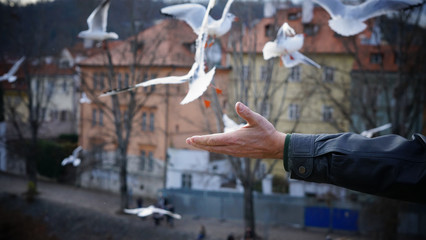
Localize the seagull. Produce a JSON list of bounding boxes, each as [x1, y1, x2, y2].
[[262, 22, 320, 69], [161, 0, 237, 38], [223, 114, 245, 133], [124, 205, 182, 219], [78, 0, 118, 41], [80, 92, 92, 104], [360, 123, 392, 138], [0, 57, 25, 83], [101, 0, 217, 106], [61, 146, 83, 167], [312, 0, 423, 37]]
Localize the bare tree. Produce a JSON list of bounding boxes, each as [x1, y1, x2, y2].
[[206, 16, 315, 237], [78, 0, 193, 210], [1, 0, 63, 196]]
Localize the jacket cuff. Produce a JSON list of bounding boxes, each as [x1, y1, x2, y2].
[[283, 134, 291, 171], [288, 134, 316, 179]]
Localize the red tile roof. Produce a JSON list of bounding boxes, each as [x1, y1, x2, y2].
[[79, 19, 197, 67]]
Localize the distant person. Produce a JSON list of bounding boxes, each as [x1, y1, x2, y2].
[[136, 197, 143, 208], [227, 233, 235, 240], [197, 225, 206, 240], [186, 102, 426, 203], [165, 203, 175, 227], [244, 227, 254, 240]]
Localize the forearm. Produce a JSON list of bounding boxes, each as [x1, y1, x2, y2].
[[284, 133, 426, 203]]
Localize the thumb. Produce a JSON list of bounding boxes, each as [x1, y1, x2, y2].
[[235, 102, 262, 126]]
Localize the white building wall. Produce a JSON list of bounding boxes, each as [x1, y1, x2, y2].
[[166, 148, 236, 191]]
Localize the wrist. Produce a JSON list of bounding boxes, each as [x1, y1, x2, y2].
[[272, 132, 286, 159]]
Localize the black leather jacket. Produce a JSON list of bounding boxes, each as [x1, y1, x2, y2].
[[286, 133, 426, 203]]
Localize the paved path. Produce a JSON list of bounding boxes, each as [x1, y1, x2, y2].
[[0, 172, 366, 240]]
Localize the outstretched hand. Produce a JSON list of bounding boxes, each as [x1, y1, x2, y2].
[[186, 102, 286, 159]]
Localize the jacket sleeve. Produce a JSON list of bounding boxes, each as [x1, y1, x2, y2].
[[287, 133, 426, 203]]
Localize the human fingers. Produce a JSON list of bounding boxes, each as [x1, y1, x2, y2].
[[235, 102, 264, 127], [186, 133, 231, 146]]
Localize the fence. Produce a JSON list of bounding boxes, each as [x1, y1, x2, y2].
[[162, 188, 426, 236]]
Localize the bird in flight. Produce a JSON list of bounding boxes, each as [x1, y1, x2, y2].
[[263, 22, 320, 68], [61, 146, 83, 167], [101, 0, 218, 106], [78, 0, 118, 41], [313, 0, 423, 36], [124, 205, 182, 219], [0, 57, 25, 83], [161, 0, 237, 47]]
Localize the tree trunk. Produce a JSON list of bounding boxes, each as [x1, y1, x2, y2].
[[26, 131, 39, 196], [243, 182, 256, 239], [119, 148, 128, 210]]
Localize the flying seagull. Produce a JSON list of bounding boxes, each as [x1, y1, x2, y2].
[[263, 22, 320, 68], [0, 57, 25, 83], [223, 114, 245, 133], [312, 0, 423, 37], [61, 146, 83, 167], [124, 205, 182, 219], [79, 92, 92, 104], [361, 123, 392, 138], [78, 0, 118, 41], [161, 0, 237, 39], [101, 0, 217, 106]]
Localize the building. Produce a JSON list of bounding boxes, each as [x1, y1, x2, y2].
[[222, 4, 355, 197], [77, 19, 231, 198]]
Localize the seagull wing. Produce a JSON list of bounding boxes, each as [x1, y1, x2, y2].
[[349, 0, 423, 22], [180, 67, 216, 105], [161, 4, 209, 33], [124, 208, 144, 215], [151, 207, 182, 219], [100, 74, 190, 97], [137, 208, 154, 218], [223, 114, 244, 133], [7, 56, 25, 77], [87, 0, 110, 32], [72, 146, 83, 160], [312, 0, 346, 18], [282, 51, 321, 69], [221, 0, 235, 17], [139, 74, 191, 87]]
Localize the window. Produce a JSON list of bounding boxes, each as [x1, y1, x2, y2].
[[93, 73, 98, 90], [139, 151, 146, 171], [99, 109, 104, 126], [47, 80, 55, 96], [124, 73, 129, 88], [322, 105, 333, 122], [148, 152, 154, 171], [242, 65, 250, 80], [149, 113, 155, 132], [265, 24, 275, 38], [92, 109, 97, 126], [99, 72, 105, 90], [181, 173, 192, 189], [142, 112, 147, 131], [288, 12, 300, 20], [289, 66, 301, 82], [143, 73, 149, 92], [322, 66, 334, 82], [260, 66, 268, 81], [60, 110, 67, 122], [62, 81, 67, 92], [370, 53, 383, 64], [288, 103, 300, 120], [150, 74, 157, 92], [117, 73, 122, 89], [303, 24, 318, 36]]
